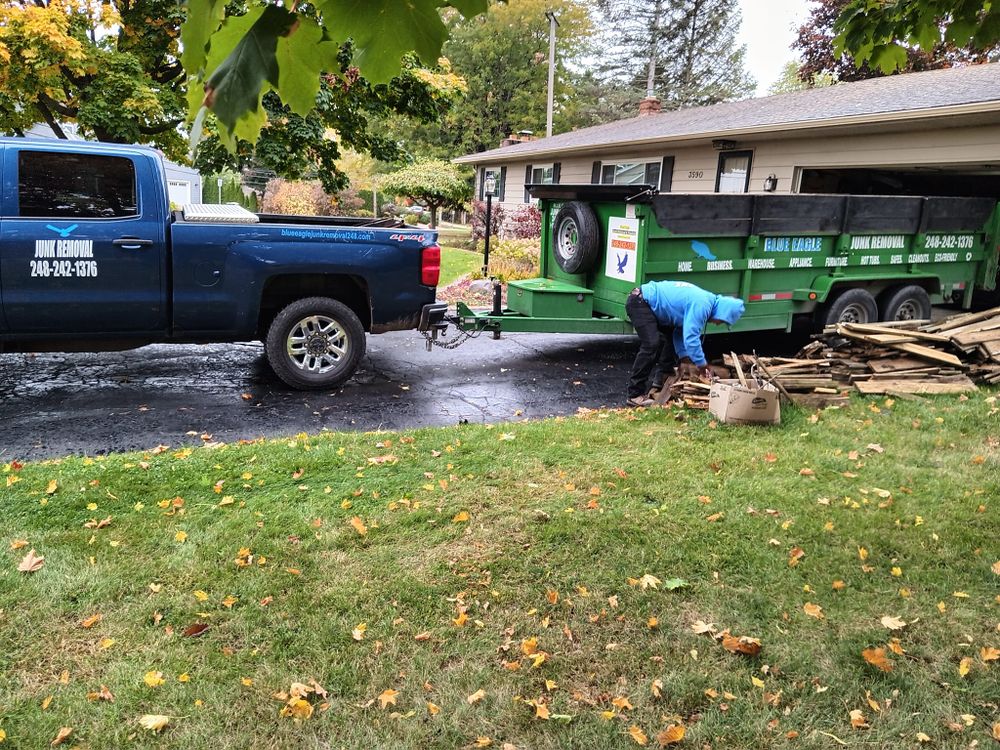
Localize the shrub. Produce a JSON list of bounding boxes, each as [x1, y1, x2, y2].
[[261, 179, 335, 216], [471, 200, 505, 242], [474, 237, 539, 282], [506, 204, 542, 239]]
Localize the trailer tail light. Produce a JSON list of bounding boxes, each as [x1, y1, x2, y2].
[[421, 244, 441, 287]]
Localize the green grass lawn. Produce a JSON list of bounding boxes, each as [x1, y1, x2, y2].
[[439, 244, 481, 287], [1, 395, 998, 749]]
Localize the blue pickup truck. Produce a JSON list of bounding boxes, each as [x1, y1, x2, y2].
[[0, 138, 446, 389]]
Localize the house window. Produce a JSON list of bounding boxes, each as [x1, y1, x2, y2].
[[600, 161, 661, 188], [715, 150, 753, 193], [480, 167, 502, 199], [531, 164, 554, 185]]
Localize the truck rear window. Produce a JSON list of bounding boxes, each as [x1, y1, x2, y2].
[[18, 151, 138, 219]]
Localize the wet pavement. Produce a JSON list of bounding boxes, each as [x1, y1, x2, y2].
[[0, 327, 812, 461]]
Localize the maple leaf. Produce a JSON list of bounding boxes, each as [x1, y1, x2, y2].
[[413, 631, 431, 641], [377, 689, 398, 709], [788, 547, 805, 567], [193, 590, 209, 602], [635, 574, 661, 590], [862, 647, 894, 672], [705, 511, 725, 522], [534, 701, 550, 720], [958, 657, 973, 677], [467, 689, 486, 704], [720, 633, 762, 656], [691, 620, 716, 634], [144, 671, 166, 688], [50, 726, 73, 745], [657, 724, 686, 745], [887, 638, 906, 655], [17, 548, 44, 573], [992, 723, 1000, 741], [650, 679, 663, 698], [426, 701, 440, 715], [138, 714, 170, 732], [627, 725, 649, 745], [474, 738, 492, 748], [803, 602, 824, 619], [9, 539, 28, 550], [80, 613, 102, 629], [981, 646, 1000, 662], [880, 615, 907, 630], [350, 517, 368, 536], [174, 530, 188, 543], [352, 623, 367, 641], [992, 560, 1000, 575], [849, 709, 869, 729], [832, 580, 847, 591], [279, 698, 313, 720], [521, 637, 539, 656], [612, 696, 634, 711], [87, 685, 115, 702], [45, 479, 58, 495], [915, 731, 931, 742], [452, 511, 470, 523]]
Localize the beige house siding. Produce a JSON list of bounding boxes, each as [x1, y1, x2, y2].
[[476, 121, 1000, 217]]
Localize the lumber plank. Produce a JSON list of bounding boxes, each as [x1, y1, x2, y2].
[[927, 306, 1000, 333], [951, 328, 1000, 346], [854, 378, 977, 395], [868, 357, 935, 373], [842, 323, 951, 343], [888, 342, 964, 368]]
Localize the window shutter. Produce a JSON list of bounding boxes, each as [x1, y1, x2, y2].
[[552, 162, 561, 184], [498, 166, 507, 201], [523, 164, 532, 203], [478, 168, 485, 200], [659, 157, 674, 192], [591, 161, 602, 184]]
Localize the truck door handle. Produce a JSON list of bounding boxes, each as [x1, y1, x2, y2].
[[113, 237, 154, 249]]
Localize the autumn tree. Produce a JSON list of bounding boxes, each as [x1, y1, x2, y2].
[[377, 161, 471, 229], [795, 0, 999, 83], [596, 0, 755, 112], [0, 0, 187, 160]]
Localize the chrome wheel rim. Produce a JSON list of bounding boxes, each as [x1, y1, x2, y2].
[[556, 217, 579, 260], [287, 314, 349, 374]]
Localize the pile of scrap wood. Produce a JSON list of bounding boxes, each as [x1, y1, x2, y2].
[[656, 306, 1000, 409], [741, 305, 1000, 404]]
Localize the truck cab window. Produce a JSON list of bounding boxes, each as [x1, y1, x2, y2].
[[18, 151, 138, 219]]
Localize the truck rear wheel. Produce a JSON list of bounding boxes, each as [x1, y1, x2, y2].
[[265, 297, 365, 390], [552, 201, 600, 274], [819, 288, 878, 328], [880, 285, 931, 322]]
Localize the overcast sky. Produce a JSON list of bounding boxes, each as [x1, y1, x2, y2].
[[737, 0, 813, 96]]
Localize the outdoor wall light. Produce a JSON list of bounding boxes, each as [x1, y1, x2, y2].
[[485, 173, 497, 197], [763, 173, 778, 192]]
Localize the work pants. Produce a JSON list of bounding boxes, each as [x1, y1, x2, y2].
[[625, 292, 677, 398]]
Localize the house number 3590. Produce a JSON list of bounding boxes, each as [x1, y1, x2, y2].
[[688, 170, 704, 179]]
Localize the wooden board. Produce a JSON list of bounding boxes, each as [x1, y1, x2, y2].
[[855, 378, 977, 395], [890, 342, 964, 368], [951, 328, 1000, 347], [868, 357, 936, 373]]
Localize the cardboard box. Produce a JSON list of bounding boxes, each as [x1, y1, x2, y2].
[[708, 379, 781, 425]]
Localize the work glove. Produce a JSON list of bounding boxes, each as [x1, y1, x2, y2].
[[677, 361, 700, 381], [699, 366, 714, 382]]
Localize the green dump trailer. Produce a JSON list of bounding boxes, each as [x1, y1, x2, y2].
[[447, 185, 1000, 339]]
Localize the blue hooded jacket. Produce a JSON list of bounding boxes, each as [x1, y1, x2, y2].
[[639, 280, 746, 367]]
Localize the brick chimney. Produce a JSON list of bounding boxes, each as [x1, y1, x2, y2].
[[638, 96, 662, 116], [500, 130, 537, 148]]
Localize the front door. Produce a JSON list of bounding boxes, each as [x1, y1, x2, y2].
[[0, 146, 167, 334]]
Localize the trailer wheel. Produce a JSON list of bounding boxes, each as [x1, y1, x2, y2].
[[552, 201, 600, 274], [819, 288, 878, 328], [265, 297, 366, 390], [880, 285, 931, 322]]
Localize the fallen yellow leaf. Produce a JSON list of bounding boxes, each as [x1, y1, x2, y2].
[[467, 689, 486, 705], [880, 615, 906, 630], [981, 646, 999, 662], [627, 725, 648, 745], [377, 689, 398, 709], [349, 517, 368, 536], [657, 724, 686, 745], [50, 726, 72, 745], [958, 657, 973, 677], [17, 548, 44, 573], [80, 613, 102, 629], [862, 647, 894, 672], [144, 671, 165, 688], [612, 696, 634, 711], [849, 709, 869, 729], [803, 602, 824, 619], [451, 511, 470, 523], [138, 714, 170, 732], [426, 701, 440, 716], [174, 530, 187, 543]]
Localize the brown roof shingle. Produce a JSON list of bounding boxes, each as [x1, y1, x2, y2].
[[455, 62, 1000, 164]]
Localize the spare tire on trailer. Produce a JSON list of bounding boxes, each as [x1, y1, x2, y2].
[[552, 201, 600, 274]]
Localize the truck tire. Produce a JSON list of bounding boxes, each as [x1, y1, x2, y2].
[[819, 288, 878, 328], [552, 201, 600, 274], [265, 297, 365, 390], [880, 285, 931, 322]]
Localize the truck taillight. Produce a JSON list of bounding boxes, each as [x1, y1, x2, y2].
[[421, 244, 441, 286]]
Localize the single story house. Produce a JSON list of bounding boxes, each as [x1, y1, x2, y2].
[[455, 63, 1000, 216]]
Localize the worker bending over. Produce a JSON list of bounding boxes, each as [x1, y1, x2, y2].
[[624, 280, 746, 407]]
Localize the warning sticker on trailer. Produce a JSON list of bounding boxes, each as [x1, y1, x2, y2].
[[605, 216, 639, 283]]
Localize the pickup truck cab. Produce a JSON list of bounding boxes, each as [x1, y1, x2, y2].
[[0, 138, 446, 389]]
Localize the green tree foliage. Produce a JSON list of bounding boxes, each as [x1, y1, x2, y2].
[[377, 161, 472, 229], [0, 0, 187, 161], [767, 61, 836, 95], [596, 0, 755, 113], [834, 0, 1000, 74], [429, 0, 594, 154], [796, 0, 998, 83], [182, 0, 487, 149]]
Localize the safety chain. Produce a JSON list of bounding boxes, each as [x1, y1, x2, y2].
[[419, 316, 486, 350]]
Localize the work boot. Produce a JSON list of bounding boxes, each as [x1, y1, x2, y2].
[[627, 395, 656, 408]]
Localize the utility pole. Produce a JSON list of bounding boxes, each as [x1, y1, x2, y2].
[[545, 11, 559, 138]]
